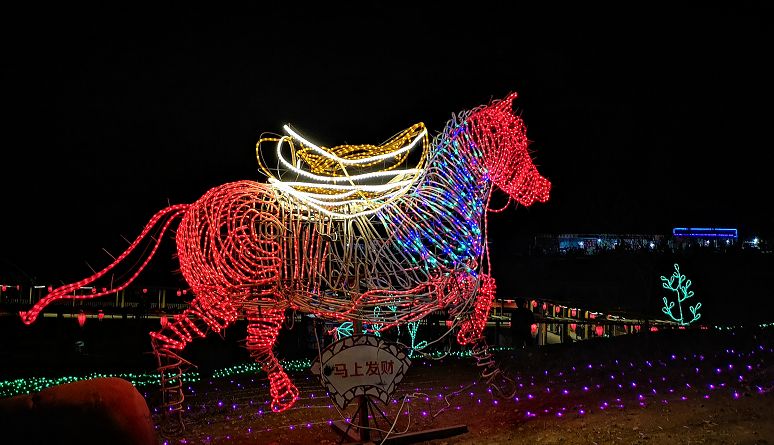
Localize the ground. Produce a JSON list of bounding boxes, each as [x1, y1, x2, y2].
[[148, 327, 774, 444]]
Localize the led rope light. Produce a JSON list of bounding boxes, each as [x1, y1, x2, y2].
[[274, 136, 424, 182], [283, 124, 428, 165], [19, 93, 551, 426]]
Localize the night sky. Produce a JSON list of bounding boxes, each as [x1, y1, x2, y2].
[[3, 3, 772, 285]]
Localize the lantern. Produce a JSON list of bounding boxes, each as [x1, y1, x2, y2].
[[47, 286, 53, 292], [160, 314, 169, 328], [1, 285, 6, 292], [650, 326, 659, 332], [176, 290, 182, 297], [531, 300, 537, 308], [570, 323, 576, 331], [594, 325, 604, 337], [634, 325, 641, 332], [530, 323, 538, 335], [570, 309, 577, 317], [542, 302, 547, 311], [555, 306, 561, 314], [590, 313, 596, 319], [142, 288, 148, 294], [98, 310, 104, 321], [77, 311, 87, 328]]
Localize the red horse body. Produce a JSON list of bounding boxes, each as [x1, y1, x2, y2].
[[20, 93, 550, 430]]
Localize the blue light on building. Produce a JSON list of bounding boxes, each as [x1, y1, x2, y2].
[[672, 227, 738, 239]]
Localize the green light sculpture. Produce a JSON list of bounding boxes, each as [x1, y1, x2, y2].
[[334, 321, 354, 340], [407, 320, 428, 357], [661, 263, 701, 325], [370, 306, 383, 337]]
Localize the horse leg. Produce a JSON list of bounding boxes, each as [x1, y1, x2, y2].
[[244, 306, 299, 412], [454, 275, 516, 397], [150, 294, 237, 433], [456, 274, 497, 346]]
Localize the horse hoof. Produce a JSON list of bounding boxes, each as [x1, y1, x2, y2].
[[270, 386, 300, 412], [160, 420, 185, 438]]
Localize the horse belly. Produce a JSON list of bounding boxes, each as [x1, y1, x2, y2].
[[176, 180, 284, 302]]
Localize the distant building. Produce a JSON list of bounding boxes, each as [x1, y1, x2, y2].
[[533, 233, 665, 255], [532, 227, 754, 255], [671, 227, 739, 250]]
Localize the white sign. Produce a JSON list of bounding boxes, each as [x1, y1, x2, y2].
[[311, 334, 411, 409]]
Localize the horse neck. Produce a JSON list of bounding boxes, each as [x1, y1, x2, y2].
[[382, 120, 491, 271], [424, 120, 490, 206]]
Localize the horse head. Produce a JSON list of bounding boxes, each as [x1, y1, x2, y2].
[[465, 92, 551, 207]]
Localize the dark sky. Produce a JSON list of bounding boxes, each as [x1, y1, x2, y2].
[[2, 3, 772, 284]]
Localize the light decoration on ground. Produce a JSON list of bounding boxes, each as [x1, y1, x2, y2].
[[661, 263, 702, 325], [331, 322, 354, 341], [407, 320, 428, 357], [370, 307, 384, 337], [18, 93, 550, 430]]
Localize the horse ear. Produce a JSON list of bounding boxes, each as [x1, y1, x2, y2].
[[496, 92, 518, 113]]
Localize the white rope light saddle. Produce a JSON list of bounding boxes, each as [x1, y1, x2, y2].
[[257, 123, 429, 218]]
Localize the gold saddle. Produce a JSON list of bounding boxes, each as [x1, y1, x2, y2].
[[257, 123, 429, 218]]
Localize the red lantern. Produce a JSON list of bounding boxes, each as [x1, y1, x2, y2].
[[530, 323, 538, 335], [595, 325, 604, 337], [570, 309, 577, 317], [47, 286, 53, 292], [1, 285, 6, 292], [77, 311, 87, 328], [445, 320, 453, 328], [570, 323, 576, 331], [650, 326, 659, 332], [160, 314, 168, 328], [555, 306, 561, 314], [531, 300, 537, 308], [182, 289, 187, 295], [92, 287, 97, 293], [142, 288, 148, 294], [176, 290, 182, 297], [542, 302, 547, 311], [98, 310, 104, 321], [102, 287, 107, 292], [634, 325, 641, 332]]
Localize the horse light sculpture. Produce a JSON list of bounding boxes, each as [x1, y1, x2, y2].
[[19, 92, 550, 428]]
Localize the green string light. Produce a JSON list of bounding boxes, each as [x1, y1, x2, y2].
[[0, 346, 520, 399]]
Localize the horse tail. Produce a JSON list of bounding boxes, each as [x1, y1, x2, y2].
[[19, 204, 190, 325]]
